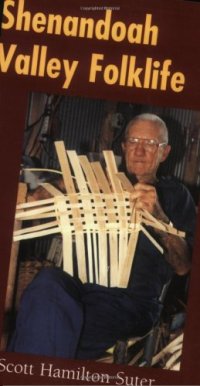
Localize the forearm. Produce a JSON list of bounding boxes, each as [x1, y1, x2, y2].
[[154, 208, 192, 276], [157, 231, 191, 275], [130, 182, 193, 275]]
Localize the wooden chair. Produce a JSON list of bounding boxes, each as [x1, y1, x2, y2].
[[112, 280, 171, 366]]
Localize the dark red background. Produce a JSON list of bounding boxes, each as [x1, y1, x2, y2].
[[0, 0, 200, 384]]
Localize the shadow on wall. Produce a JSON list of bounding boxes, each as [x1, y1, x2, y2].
[[157, 116, 186, 177]]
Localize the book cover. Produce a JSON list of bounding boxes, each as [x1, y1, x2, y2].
[[0, 0, 200, 385]]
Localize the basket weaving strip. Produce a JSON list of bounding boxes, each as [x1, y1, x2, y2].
[[55, 142, 87, 282], [103, 151, 129, 286], [67, 150, 98, 283], [79, 155, 108, 285]]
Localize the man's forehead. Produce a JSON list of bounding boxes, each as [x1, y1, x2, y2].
[[128, 120, 161, 137]]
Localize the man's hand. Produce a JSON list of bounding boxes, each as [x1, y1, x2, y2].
[[27, 178, 66, 202], [130, 182, 191, 276], [130, 183, 169, 222], [27, 186, 52, 201]]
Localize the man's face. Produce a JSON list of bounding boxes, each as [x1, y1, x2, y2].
[[122, 120, 171, 183]]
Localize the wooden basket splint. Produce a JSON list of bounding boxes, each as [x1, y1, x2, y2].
[[13, 141, 185, 288]]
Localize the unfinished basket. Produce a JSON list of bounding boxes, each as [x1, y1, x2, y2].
[[13, 141, 185, 288]]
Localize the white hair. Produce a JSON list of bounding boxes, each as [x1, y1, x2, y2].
[[124, 113, 169, 143]]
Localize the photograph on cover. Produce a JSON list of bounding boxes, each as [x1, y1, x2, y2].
[[1, 91, 198, 372]]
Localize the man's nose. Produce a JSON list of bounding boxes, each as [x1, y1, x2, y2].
[[134, 142, 146, 155]]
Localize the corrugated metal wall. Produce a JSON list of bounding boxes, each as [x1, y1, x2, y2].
[[40, 95, 106, 170], [27, 92, 197, 185]]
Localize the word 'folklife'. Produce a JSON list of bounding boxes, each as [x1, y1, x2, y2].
[[89, 53, 185, 92]]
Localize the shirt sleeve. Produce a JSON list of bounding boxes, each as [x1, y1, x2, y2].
[[158, 178, 197, 251]]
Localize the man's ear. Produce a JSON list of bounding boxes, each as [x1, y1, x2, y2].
[[121, 142, 125, 153], [161, 144, 171, 162]]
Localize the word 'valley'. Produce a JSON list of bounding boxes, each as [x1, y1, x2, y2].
[[0, 43, 185, 92]]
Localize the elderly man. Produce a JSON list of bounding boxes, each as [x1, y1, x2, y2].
[[8, 113, 196, 360]]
